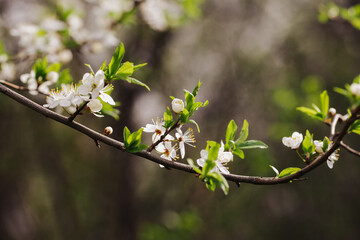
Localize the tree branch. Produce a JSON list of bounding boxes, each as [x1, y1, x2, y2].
[[1, 83, 360, 186]]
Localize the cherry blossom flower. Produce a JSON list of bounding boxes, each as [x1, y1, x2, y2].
[[143, 118, 166, 142], [282, 132, 303, 149], [155, 141, 178, 168], [175, 127, 195, 158], [314, 140, 339, 169], [196, 142, 233, 174], [44, 84, 81, 109]]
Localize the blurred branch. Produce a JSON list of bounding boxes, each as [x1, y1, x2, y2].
[[1, 83, 360, 186]]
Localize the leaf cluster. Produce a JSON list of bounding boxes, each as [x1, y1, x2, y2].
[[99, 43, 149, 91], [123, 127, 148, 153], [297, 90, 329, 122], [224, 119, 268, 159]]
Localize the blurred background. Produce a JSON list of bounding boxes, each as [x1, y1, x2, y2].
[[1, 0, 360, 239]]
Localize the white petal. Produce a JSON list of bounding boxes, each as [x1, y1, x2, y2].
[[78, 85, 90, 95], [196, 158, 205, 167], [87, 99, 102, 112], [200, 150, 208, 160], [180, 142, 185, 159], [143, 124, 156, 132], [60, 99, 71, 107], [327, 159, 334, 169], [99, 92, 115, 105], [216, 162, 229, 174]]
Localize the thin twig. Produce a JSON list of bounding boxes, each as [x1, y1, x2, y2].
[[1, 83, 360, 185], [147, 118, 181, 152], [340, 141, 360, 157], [0, 80, 27, 91], [68, 101, 89, 122]]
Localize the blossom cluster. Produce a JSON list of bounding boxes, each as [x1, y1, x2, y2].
[[143, 98, 196, 165], [44, 69, 115, 116], [20, 70, 59, 95], [282, 131, 339, 169]]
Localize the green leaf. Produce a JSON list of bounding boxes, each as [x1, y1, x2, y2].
[[133, 63, 147, 71], [349, 119, 360, 135], [207, 172, 229, 195], [225, 120, 238, 145], [184, 90, 195, 111], [233, 149, 244, 159], [269, 165, 279, 177], [100, 100, 120, 120], [302, 130, 314, 153], [57, 69, 73, 88], [320, 90, 329, 119], [99, 60, 107, 71], [164, 107, 174, 128], [108, 43, 125, 76], [115, 61, 134, 79], [187, 158, 202, 174], [206, 141, 220, 161], [124, 77, 150, 91], [188, 119, 200, 133], [296, 107, 320, 119], [236, 120, 249, 144], [123, 126, 131, 145], [192, 80, 202, 97], [278, 167, 301, 178], [46, 63, 61, 73], [202, 159, 216, 175], [323, 136, 330, 152], [180, 108, 190, 123], [236, 140, 268, 150]]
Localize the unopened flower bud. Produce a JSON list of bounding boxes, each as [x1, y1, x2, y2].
[[328, 107, 336, 117], [171, 98, 184, 113], [350, 83, 360, 97], [104, 126, 113, 136]]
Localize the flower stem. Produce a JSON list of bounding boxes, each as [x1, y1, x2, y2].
[[68, 101, 89, 122]]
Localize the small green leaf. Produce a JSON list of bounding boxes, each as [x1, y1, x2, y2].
[[133, 63, 147, 71], [323, 136, 330, 152], [115, 61, 134, 79], [99, 60, 107, 71], [225, 120, 238, 144], [207, 172, 229, 195], [57, 69, 73, 88], [349, 119, 360, 135], [164, 107, 174, 128], [192, 80, 202, 97], [203, 159, 216, 175], [278, 167, 301, 178], [236, 120, 248, 144], [124, 77, 150, 91], [206, 141, 220, 161], [184, 90, 195, 110], [302, 130, 314, 153], [296, 107, 319, 119], [46, 63, 61, 73], [233, 149, 244, 159], [180, 108, 190, 123], [320, 90, 329, 119], [108, 43, 125, 76], [123, 126, 131, 145], [236, 140, 268, 149]]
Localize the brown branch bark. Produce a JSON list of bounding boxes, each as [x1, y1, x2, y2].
[[1, 83, 360, 186]]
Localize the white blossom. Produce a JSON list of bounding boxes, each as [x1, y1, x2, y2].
[[175, 127, 195, 159], [196, 142, 233, 174], [104, 126, 113, 136], [282, 132, 303, 149], [143, 118, 166, 142], [171, 98, 184, 113], [155, 141, 178, 167]]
